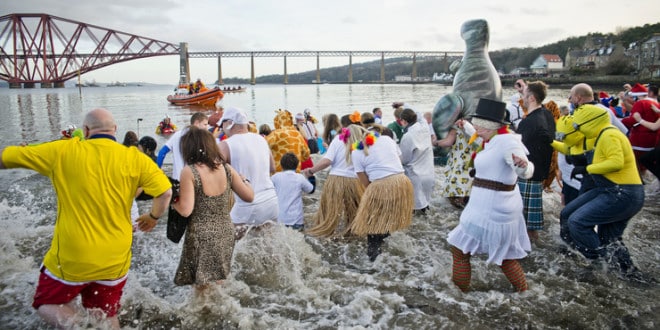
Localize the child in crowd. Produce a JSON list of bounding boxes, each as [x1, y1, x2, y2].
[[271, 152, 315, 230]]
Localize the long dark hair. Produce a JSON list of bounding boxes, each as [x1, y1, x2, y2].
[[180, 126, 224, 170], [322, 113, 341, 144]]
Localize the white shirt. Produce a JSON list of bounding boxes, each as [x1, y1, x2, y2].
[[400, 122, 435, 178], [224, 132, 278, 224], [506, 94, 524, 130], [164, 127, 189, 180], [351, 135, 404, 181], [271, 170, 314, 226], [323, 135, 357, 178]]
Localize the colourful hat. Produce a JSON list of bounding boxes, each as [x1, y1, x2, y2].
[[598, 91, 610, 99], [629, 83, 648, 96]]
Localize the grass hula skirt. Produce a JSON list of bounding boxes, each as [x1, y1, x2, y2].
[[350, 173, 414, 236], [306, 175, 364, 237]]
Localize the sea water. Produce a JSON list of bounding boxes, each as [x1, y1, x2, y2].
[[0, 84, 658, 329]]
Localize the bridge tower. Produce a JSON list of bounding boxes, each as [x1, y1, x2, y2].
[[179, 42, 190, 84]]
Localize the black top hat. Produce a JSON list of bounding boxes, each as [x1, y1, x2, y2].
[[472, 98, 509, 124]]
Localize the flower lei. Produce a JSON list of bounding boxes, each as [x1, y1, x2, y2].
[[352, 131, 379, 151], [338, 127, 350, 143]]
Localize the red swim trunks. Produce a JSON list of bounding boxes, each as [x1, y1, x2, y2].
[[32, 267, 127, 317]]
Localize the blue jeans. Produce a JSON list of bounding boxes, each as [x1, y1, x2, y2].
[[560, 175, 644, 265]]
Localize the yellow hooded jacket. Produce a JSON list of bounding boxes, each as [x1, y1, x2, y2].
[[551, 115, 594, 155], [573, 104, 641, 185]]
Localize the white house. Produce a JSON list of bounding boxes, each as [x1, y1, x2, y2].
[[529, 54, 563, 74]]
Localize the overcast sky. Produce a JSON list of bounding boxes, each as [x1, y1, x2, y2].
[[3, 0, 659, 84]]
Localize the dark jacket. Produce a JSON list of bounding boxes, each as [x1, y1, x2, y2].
[[516, 106, 556, 181]]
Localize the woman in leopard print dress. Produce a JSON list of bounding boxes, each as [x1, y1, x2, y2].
[[172, 127, 254, 291]]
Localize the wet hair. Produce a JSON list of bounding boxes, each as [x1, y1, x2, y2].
[[180, 126, 224, 170], [190, 112, 208, 125], [361, 112, 375, 125], [138, 136, 157, 154], [340, 114, 353, 128], [259, 123, 272, 136], [526, 81, 548, 103], [122, 131, 138, 147], [400, 109, 417, 124], [650, 84, 659, 99], [322, 113, 341, 144], [377, 126, 394, 139], [280, 152, 299, 171], [393, 107, 404, 120]]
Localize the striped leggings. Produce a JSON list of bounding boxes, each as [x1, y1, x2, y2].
[[450, 246, 528, 292]]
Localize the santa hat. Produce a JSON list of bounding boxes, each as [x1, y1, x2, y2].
[[598, 91, 610, 99], [629, 83, 648, 96]]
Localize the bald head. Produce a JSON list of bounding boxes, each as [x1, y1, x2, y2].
[[571, 83, 594, 102], [83, 108, 117, 137]]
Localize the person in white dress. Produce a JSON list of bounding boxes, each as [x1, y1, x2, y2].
[[447, 98, 534, 292], [399, 109, 435, 214]]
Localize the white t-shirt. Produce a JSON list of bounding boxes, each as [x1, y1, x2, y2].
[[271, 170, 314, 226], [322, 135, 357, 178], [351, 135, 404, 181], [224, 132, 278, 224], [164, 127, 189, 180]]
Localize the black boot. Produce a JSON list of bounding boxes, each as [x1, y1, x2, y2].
[[367, 234, 389, 262]]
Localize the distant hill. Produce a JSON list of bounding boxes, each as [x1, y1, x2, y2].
[[246, 22, 660, 84]]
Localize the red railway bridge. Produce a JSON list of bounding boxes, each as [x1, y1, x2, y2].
[[0, 13, 463, 88]]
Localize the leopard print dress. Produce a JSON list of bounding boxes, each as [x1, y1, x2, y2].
[[174, 164, 235, 286]]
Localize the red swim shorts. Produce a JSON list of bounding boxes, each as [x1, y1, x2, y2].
[[32, 267, 127, 317]]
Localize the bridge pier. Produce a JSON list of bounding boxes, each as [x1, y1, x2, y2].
[[217, 55, 223, 85], [411, 53, 417, 81], [41, 82, 53, 88], [54, 82, 65, 88], [23, 82, 36, 88], [315, 53, 320, 84], [180, 42, 190, 83], [9, 83, 21, 89], [348, 54, 353, 83], [380, 52, 385, 83], [250, 54, 256, 85], [283, 55, 288, 84]]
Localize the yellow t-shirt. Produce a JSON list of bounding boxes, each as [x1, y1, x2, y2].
[[2, 136, 171, 281]]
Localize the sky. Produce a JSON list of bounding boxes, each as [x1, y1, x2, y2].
[[2, 0, 659, 84]]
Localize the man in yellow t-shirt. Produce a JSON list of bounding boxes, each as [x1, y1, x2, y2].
[[0, 108, 172, 329]]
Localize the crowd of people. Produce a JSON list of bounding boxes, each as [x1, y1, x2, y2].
[[0, 79, 657, 328]]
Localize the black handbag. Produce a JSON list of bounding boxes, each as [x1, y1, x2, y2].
[[307, 138, 319, 154], [166, 178, 189, 243]]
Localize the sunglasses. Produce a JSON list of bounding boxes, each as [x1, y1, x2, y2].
[[555, 130, 578, 142]]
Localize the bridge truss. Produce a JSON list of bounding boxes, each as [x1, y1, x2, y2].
[[0, 13, 179, 87]]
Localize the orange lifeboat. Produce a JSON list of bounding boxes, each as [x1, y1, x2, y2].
[[167, 84, 224, 106]]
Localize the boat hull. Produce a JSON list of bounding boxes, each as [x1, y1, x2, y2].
[[167, 88, 224, 106]]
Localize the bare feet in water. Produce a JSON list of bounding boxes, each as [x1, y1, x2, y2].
[[527, 230, 539, 242]]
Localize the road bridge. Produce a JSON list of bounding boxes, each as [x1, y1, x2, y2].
[[188, 50, 463, 84]]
